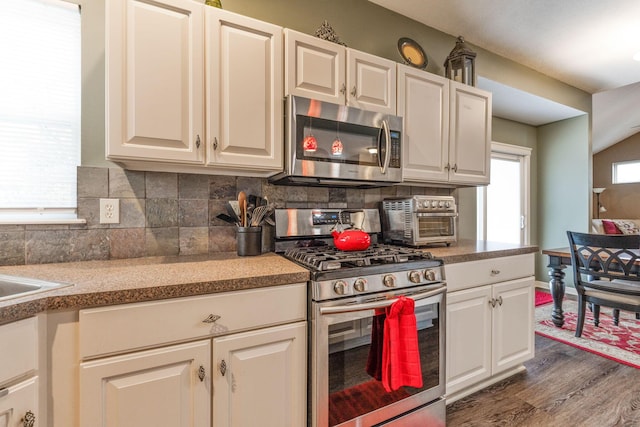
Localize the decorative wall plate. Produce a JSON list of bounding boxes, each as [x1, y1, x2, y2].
[[398, 37, 427, 69]]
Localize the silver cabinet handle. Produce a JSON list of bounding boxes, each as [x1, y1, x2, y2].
[[203, 314, 221, 323], [497, 296, 503, 306], [452, 164, 458, 172], [219, 359, 227, 376], [489, 298, 496, 308], [22, 410, 35, 427], [195, 134, 201, 149], [350, 86, 357, 97], [198, 365, 206, 382], [339, 83, 346, 95], [213, 137, 218, 150], [491, 269, 500, 275]]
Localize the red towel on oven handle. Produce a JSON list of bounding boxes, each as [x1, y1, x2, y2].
[[382, 295, 423, 392]]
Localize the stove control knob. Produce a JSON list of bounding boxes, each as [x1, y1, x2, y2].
[[333, 280, 348, 295], [424, 269, 436, 281], [408, 270, 422, 283], [383, 274, 396, 288], [354, 278, 367, 292]]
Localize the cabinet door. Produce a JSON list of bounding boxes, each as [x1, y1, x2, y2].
[[213, 322, 306, 427], [0, 377, 38, 427], [106, 0, 204, 164], [492, 277, 535, 374], [448, 82, 492, 185], [397, 65, 450, 183], [446, 286, 492, 396], [80, 340, 211, 427], [284, 29, 346, 104], [347, 49, 397, 114], [206, 9, 283, 171]]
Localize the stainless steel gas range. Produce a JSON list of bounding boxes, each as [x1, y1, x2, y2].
[[275, 208, 446, 427]]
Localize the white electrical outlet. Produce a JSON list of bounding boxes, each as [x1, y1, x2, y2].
[[99, 198, 120, 224]]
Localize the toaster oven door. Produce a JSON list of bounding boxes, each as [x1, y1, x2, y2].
[[414, 213, 456, 242]]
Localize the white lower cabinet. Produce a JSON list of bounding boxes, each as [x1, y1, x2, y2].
[[0, 317, 39, 427], [80, 340, 211, 427], [0, 376, 38, 427], [445, 255, 535, 401], [212, 322, 306, 427], [79, 283, 307, 427]]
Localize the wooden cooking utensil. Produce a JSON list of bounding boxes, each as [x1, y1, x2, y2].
[[238, 191, 247, 227]]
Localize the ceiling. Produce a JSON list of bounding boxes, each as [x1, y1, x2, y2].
[[369, 0, 640, 152]]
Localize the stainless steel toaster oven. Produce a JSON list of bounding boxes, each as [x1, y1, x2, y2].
[[381, 196, 457, 246]]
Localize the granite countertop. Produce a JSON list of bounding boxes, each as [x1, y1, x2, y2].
[[0, 252, 309, 325], [0, 240, 539, 325], [429, 239, 539, 264]]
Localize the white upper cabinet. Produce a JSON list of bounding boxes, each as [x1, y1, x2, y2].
[[398, 65, 492, 186], [397, 64, 450, 182], [206, 7, 283, 172], [285, 29, 396, 114], [448, 81, 492, 185], [106, 1, 283, 176], [106, 0, 204, 164]]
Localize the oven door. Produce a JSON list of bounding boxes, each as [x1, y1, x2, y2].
[[310, 284, 446, 427]]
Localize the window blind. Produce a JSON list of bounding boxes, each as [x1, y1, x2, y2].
[[0, 0, 80, 221]]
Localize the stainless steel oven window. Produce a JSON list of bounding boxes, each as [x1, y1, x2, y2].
[[311, 287, 445, 427]]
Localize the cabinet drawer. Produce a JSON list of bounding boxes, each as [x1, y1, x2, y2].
[[80, 283, 306, 359], [0, 317, 37, 386], [445, 254, 534, 292]]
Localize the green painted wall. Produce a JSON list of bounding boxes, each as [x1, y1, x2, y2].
[[537, 114, 590, 285]]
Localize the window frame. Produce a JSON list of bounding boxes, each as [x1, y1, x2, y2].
[[477, 141, 532, 245], [612, 160, 640, 184]]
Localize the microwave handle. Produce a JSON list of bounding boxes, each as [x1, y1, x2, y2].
[[319, 285, 445, 315], [379, 120, 391, 174]]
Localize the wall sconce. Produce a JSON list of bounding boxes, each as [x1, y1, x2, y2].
[[593, 187, 606, 218], [444, 36, 477, 86]]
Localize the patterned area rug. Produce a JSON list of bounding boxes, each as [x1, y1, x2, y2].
[[534, 289, 553, 306], [535, 299, 640, 369]]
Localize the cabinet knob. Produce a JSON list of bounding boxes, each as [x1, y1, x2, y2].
[[350, 86, 357, 98], [198, 365, 206, 382], [497, 296, 503, 306], [195, 134, 201, 149], [452, 164, 458, 173], [22, 410, 35, 427], [203, 314, 221, 323], [491, 269, 500, 275], [445, 163, 450, 171], [489, 298, 496, 308], [213, 137, 218, 150], [220, 359, 227, 376], [339, 83, 346, 95]]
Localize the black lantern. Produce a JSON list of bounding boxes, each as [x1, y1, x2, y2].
[[444, 36, 476, 86]]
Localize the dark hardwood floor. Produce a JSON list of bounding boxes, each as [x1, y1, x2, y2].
[[446, 334, 640, 426]]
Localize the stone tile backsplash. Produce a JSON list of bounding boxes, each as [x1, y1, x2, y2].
[[0, 166, 450, 266]]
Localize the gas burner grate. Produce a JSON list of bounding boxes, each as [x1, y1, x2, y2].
[[284, 244, 434, 272]]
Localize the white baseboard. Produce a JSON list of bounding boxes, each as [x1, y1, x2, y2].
[[535, 280, 576, 296]]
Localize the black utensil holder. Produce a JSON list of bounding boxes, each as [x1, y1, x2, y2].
[[237, 226, 262, 256]]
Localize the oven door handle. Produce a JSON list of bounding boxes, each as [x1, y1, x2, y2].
[[319, 285, 445, 315]]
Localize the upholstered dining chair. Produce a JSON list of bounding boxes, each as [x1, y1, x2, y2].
[[566, 231, 640, 337]]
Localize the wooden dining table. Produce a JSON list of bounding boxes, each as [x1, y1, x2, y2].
[[541, 247, 573, 328]]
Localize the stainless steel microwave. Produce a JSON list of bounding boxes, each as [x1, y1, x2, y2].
[[269, 95, 403, 187]]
